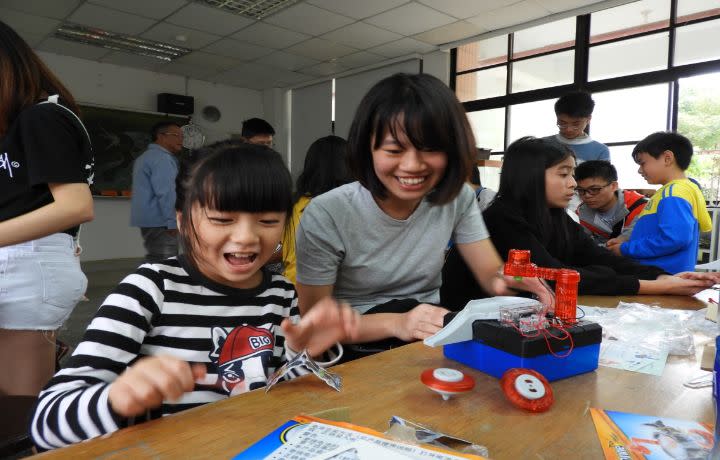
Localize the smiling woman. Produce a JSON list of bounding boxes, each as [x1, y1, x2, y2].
[[294, 73, 554, 362]]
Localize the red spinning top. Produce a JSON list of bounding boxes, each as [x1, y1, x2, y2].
[[421, 368, 475, 400], [500, 368, 554, 412]]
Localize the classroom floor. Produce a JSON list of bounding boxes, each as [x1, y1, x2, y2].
[[57, 258, 144, 365]]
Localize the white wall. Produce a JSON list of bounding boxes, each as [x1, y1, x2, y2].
[[38, 52, 264, 261], [422, 50, 451, 86]]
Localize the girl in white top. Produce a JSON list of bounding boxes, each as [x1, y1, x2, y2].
[[295, 73, 552, 347]]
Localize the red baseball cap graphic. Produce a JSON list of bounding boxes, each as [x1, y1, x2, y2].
[[218, 326, 274, 367]]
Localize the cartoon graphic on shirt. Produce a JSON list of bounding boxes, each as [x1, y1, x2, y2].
[[209, 325, 275, 396]]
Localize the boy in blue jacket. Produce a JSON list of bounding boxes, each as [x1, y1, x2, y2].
[[607, 132, 711, 273]]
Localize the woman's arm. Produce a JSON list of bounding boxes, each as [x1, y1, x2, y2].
[[296, 283, 447, 343], [0, 182, 93, 247]]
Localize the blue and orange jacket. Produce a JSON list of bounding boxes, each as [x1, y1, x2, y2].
[[620, 179, 712, 273]]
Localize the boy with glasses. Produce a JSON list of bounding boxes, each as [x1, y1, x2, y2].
[[544, 91, 609, 164], [607, 132, 712, 273], [575, 160, 647, 246]]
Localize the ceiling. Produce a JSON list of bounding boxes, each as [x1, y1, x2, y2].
[[0, 0, 618, 90]]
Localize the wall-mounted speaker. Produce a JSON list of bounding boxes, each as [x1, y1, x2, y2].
[[157, 93, 194, 115]]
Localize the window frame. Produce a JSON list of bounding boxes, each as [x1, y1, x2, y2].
[[452, 0, 720, 153]]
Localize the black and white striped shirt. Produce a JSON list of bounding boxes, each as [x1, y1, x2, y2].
[[31, 257, 311, 450]]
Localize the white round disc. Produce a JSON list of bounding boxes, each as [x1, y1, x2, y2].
[[433, 368, 463, 383], [514, 373, 546, 400]]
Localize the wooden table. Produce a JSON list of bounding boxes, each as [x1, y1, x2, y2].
[[36, 296, 713, 459]]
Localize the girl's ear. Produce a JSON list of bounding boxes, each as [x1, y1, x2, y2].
[[176, 211, 182, 230]]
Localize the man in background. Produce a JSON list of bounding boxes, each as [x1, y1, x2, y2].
[[241, 118, 275, 147], [131, 121, 183, 262], [545, 91, 610, 164]]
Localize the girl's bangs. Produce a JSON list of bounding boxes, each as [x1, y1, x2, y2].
[[371, 92, 449, 152], [193, 150, 292, 214]]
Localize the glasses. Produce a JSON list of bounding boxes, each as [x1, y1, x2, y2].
[[556, 121, 586, 129], [161, 132, 182, 138], [575, 183, 612, 196]]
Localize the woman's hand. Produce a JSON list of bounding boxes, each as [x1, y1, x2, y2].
[[282, 297, 360, 357], [108, 356, 206, 418], [392, 304, 449, 342]]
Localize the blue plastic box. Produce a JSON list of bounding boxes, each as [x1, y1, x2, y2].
[[443, 320, 601, 382]]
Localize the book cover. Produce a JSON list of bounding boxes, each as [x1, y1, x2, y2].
[[590, 408, 713, 459]]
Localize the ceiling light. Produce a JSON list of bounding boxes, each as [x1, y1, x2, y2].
[[198, 0, 301, 20], [55, 23, 191, 61]]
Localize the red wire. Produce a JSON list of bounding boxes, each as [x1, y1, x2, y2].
[[503, 316, 575, 358]]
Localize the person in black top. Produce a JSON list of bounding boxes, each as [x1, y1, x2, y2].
[[441, 137, 718, 310], [0, 20, 94, 396]]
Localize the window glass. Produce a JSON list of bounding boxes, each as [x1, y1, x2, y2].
[[678, 72, 720, 203], [591, 0, 670, 43], [677, 0, 720, 22], [675, 19, 720, 66], [513, 17, 576, 58], [591, 84, 669, 144], [508, 99, 556, 143], [609, 145, 658, 190], [512, 51, 574, 93], [467, 109, 506, 152], [589, 32, 668, 81], [456, 35, 507, 72], [456, 66, 507, 103]]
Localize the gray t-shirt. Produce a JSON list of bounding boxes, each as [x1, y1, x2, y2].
[[296, 182, 489, 313]]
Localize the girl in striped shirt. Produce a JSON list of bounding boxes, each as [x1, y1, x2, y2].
[[31, 142, 358, 450]]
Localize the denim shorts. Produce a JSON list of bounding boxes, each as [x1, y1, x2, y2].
[[0, 233, 87, 330]]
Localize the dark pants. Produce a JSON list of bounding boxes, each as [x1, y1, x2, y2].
[[340, 299, 421, 363], [140, 227, 179, 263]]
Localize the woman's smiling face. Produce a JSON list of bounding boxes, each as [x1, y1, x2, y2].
[[370, 127, 447, 219]]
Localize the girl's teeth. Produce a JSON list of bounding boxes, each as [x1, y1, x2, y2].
[[399, 177, 425, 185]]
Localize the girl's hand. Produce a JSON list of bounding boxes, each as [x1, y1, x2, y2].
[[494, 275, 556, 311], [393, 304, 449, 342], [650, 275, 715, 295], [673, 271, 720, 284], [282, 297, 360, 357], [108, 356, 206, 418]]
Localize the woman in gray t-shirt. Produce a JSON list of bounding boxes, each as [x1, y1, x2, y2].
[[295, 73, 552, 350]]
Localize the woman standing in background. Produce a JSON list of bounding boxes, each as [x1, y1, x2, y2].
[[0, 20, 94, 396], [283, 135, 351, 284]]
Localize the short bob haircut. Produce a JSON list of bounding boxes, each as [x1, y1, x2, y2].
[[0, 20, 79, 136], [178, 142, 293, 265], [632, 131, 693, 171], [497, 137, 575, 243], [347, 73, 475, 205], [575, 160, 618, 183], [296, 135, 351, 199]]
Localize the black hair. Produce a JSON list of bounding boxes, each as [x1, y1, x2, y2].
[[632, 131, 693, 170], [497, 137, 575, 244], [347, 73, 475, 205], [470, 166, 481, 186], [178, 142, 293, 266], [0, 20, 79, 136], [554, 91, 595, 118], [574, 160, 617, 183], [241, 117, 275, 138], [295, 135, 351, 199], [151, 121, 181, 142]]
